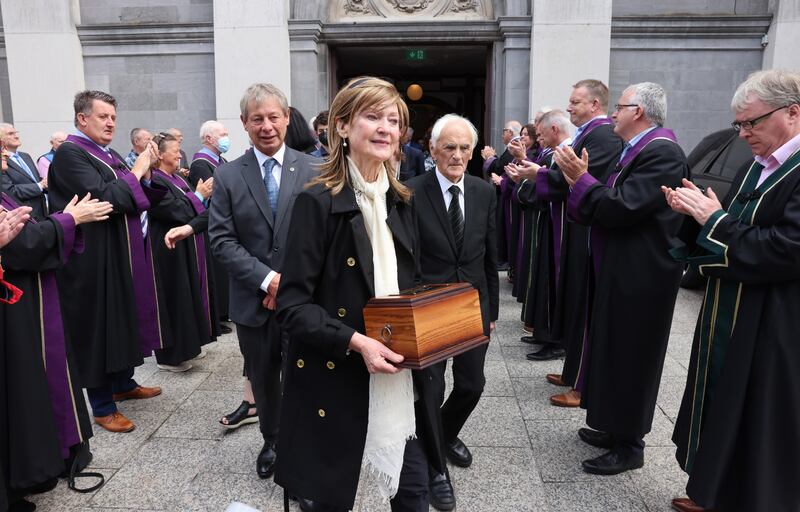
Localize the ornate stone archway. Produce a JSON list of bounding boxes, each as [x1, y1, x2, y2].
[[334, 0, 493, 20]]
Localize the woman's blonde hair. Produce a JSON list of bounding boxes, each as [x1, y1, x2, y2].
[[311, 76, 412, 202]]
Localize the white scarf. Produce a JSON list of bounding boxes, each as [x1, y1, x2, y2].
[[348, 157, 416, 501]]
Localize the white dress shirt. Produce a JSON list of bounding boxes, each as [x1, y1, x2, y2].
[[255, 144, 286, 293], [435, 167, 465, 222]]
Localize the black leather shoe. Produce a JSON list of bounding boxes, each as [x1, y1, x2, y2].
[[445, 437, 472, 468], [582, 449, 644, 475], [520, 335, 539, 344], [219, 323, 233, 334], [293, 496, 346, 512], [526, 346, 566, 361], [256, 442, 277, 479], [578, 428, 614, 449], [429, 472, 456, 511]]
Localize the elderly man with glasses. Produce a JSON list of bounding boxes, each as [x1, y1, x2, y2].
[[555, 81, 688, 476], [664, 69, 800, 512]]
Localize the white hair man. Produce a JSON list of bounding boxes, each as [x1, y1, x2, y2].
[[555, 82, 688, 476], [188, 120, 229, 187], [664, 69, 800, 512], [405, 113, 499, 512], [0, 123, 49, 220]]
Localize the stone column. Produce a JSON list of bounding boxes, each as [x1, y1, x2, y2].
[[288, 20, 328, 124], [213, 0, 292, 155], [529, 0, 612, 117], [490, 16, 531, 148], [0, 0, 85, 158], [763, 0, 800, 70]]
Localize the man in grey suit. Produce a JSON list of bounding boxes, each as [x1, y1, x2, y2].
[[0, 123, 48, 220], [209, 83, 318, 479]]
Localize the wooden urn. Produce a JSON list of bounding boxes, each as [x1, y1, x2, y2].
[[363, 283, 489, 370]]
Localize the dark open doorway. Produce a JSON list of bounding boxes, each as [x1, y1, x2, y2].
[[332, 44, 490, 177]]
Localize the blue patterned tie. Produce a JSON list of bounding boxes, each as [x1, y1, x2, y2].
[[12, 154, 36, 182], [263, 158, 279, 220]]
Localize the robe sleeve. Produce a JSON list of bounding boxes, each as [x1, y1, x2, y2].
[[276, 190, 355, 361], [689, 188, 800, 284], [484, 189, 500, 322], [188, 210, 209, 235], [188, 160, 213, 188], [147, 176, 199, 225], [0, 215, 77, 272], [568, 142, 688, 228], [49, 144, 148, 215]]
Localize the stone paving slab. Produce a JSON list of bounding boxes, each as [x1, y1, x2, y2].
[[30, 281, 703, 511]]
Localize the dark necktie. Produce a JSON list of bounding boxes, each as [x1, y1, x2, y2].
[[448, 185, 464, 254]]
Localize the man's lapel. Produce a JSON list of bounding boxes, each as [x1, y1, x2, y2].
[[6, 157, 34, 183], [274, 148, 299, 233], [241, 150, 274, 229], [423, 172, 458, 257]]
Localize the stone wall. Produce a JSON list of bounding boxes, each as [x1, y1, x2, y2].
[[79, 0, 212, 25]]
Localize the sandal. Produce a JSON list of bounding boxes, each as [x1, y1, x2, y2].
[[219, 401, 258, 429]]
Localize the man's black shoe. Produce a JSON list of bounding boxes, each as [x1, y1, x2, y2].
[[520, 335, 539, 344], [526, 346, 566, 361], [256, 442, 277, 479], [445, 437, 472, 468], [219, 323, 233, 334], [578, 428, 614, 449], [582, 449, 644, 475], [429, 472, 456, 511], [497, 262, 509, 271]]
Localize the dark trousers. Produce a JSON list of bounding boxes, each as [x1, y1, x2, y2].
[[390, 437, 429, 512], [613, 434, 645, 456], [236, 317, 284, 444], [86, 368, 137, 417], [432, 343, 489, 442]]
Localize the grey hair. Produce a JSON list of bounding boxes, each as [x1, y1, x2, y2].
[[199, 120, 224, 142], [626, 82, 667, 127], [50, 131, 67, 143], [239, 83, 289, 119], [731, 69, 800, 112], [129, 127, 149, 145], [538, 110, 572, 135], [532, 107, 553, 125], [0, 123, 13, 137], [505, 120, 522, 133], [430, 114, 479, 148]]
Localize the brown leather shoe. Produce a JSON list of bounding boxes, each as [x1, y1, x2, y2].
[[546, 373, 568, 386], [550, 389, 581, 407], [112, 385, 162, 402], [94, 411, 135, 433], [671, 497, 712, 512]]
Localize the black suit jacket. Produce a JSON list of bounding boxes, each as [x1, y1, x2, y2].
[[274, 183, 444, 509], [2, 151, 47, 220], [209, 146, 318, 327], [399, 144, 425, 181], [407, 171, 499, 334]]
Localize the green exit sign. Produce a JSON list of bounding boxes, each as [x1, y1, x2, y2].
[[406, 49, 426, 61]]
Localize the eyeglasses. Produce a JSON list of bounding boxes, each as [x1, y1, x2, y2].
[[614, 104, 639, 112], [502, 128, 513, 133], [731, 105, 789, 131]]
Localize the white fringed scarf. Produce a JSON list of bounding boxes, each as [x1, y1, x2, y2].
[[348, 157, 416, 501]]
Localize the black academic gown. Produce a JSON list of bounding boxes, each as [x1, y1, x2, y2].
[[487, 149, 513, 263], [0, 206, 92, 498], [188, 154, 229, 321], [569, 137, 688, 439], [672, 152, 800, 512], [516, 152, 554, 334], [47, 140, 167, 387], [149, 171, 218, 365]]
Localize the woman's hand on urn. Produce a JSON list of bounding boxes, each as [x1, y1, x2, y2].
[[349, 331, 404, 374], [63, 193, 113, 225]]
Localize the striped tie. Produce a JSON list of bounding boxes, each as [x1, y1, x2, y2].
[[263, 158, 279, 220], [140, 211, 148, 238], [448, 185, 464, 254]]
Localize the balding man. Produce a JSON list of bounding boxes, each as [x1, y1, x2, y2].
[[408, 114, 498, 511], [0, 123, 48, 220], [556, 82, 688, 475], [666, 69, 800, 512], [125, 128, 152, 169], [37, 130, 67, 178]]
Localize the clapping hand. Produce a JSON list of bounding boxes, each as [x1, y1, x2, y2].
[[481, 146, 497, 160], [662, 178, 723, 225], [506, 160, 540, 181], [554, 146, 589, 187], [196, 177, 214, 200], [63, 193, 114, 225], [0, 206, 31, 248]]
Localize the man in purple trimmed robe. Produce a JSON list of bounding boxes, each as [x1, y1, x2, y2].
[[555, 82, 688, 475], [48, 90, 167, 434]]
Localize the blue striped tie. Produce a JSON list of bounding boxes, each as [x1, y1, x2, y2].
[[263, 158, 279, 220], [12, 154, 36, 182]]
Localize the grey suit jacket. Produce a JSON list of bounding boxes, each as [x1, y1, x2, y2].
[[209, 146, 319, 327], [1, 151, 48, 220]]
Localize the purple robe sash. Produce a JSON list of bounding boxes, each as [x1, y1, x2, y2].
[[616, 127, 678, 171], [64, 135, 163, 354], [573, 117, 614, 149], [153, 170, 212, 335], [191, 152, 220, 168], [2, 193, 84, 457]]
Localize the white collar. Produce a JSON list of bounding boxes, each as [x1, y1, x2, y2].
[[253, 144, 286, 170], [435, 167, 465, 196]]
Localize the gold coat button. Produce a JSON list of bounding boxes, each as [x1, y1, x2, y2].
[[318, 409, 326, 418], [326, 361, 335, 370], [337, 308, 346, 317], [346, 257, 356, 267], [296, 359, 304, 368]]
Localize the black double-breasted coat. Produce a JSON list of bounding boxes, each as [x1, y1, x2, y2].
[[274, 182, 443, 510]]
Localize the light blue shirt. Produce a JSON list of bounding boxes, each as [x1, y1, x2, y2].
[[619, 126, 658, 163], [198, 146, 220, 163], [572, 115, 608, 143]]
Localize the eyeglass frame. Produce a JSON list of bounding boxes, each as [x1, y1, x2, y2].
[[731, 105, 790, 132], [614, 103, 639, 112]]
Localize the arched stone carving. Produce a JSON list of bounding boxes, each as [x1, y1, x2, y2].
[[336, 0, 491, 20]]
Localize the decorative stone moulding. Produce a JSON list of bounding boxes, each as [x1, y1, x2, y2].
[[337, 0, 490, 20]]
